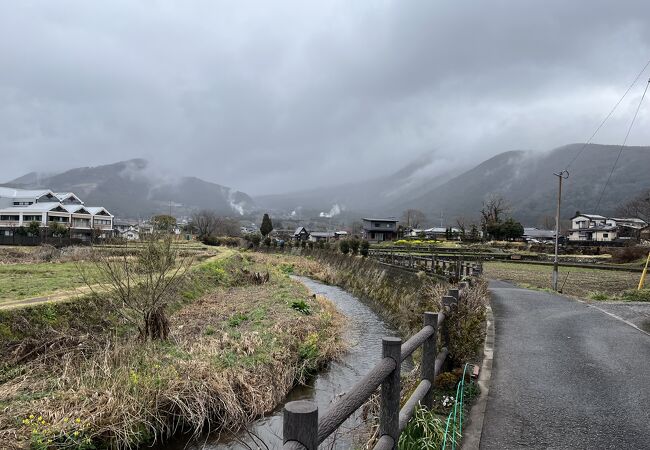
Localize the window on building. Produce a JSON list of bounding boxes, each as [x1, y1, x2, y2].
[[23, 215, 42, 222], [13, 201, 33, 206], [603, 233, 608, 238], [0, 215, 20, 221]]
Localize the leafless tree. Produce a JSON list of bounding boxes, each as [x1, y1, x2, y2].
[[79, 236, 193, 341], [480, 194, 510, 228], [618, 189, 650, 223], [401, 209, 427, 228], [455, 216, 468, 237], [191, 210, 242, 238], [191, 209, 218, 238], [214, 217, 242, 237]]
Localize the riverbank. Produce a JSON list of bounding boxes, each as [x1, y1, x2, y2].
[[0, 250, 344, 449]]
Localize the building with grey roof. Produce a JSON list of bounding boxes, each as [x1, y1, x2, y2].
[[0, 187, 113, 241]]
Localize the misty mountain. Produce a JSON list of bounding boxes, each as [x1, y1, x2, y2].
[[256, 143, 650, 227], [255, 153, 460, 217], [397, 143, 650, 226], [4, 159, 255, 219]]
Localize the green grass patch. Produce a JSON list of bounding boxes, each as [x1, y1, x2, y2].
[[0, 262, 97, 303], [620, 289, 650, 302]]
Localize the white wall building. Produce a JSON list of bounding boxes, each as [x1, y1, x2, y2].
[[0, 187, 114, 241], [567, 213, 647, 242]]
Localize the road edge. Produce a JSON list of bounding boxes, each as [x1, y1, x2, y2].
[[461, 301, 494, 450]]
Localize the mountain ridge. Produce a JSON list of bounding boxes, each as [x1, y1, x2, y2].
[[3, 159, 254, 218]]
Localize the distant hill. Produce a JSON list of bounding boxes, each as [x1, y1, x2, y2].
[[256, 143, 650, 226], [397, 143, 650, 226], [255, 152, 460, 217], [3, 159, 255, 218]]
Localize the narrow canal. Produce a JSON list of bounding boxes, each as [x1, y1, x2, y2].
[[167, 276, 404, 449]]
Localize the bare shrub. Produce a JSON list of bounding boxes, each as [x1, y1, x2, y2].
[[79, 236, 193, 341], [611, 246, 649, 263], [33, 244, 60, 262], [240, 269, 270, 284]]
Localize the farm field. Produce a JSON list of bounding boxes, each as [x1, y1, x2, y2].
[[0, 262, 93, 304], [483, 261, 642, 299], [0, 243, 222, 306]]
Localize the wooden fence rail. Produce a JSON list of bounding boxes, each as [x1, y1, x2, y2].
[[282, 286, 467, 450], [369, 250, 483, 279]]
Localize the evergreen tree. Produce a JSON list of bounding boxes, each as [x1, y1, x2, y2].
[[260, 213, 274, 237]]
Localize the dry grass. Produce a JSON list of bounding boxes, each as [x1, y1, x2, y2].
[[0, 254, 344, 449], [484, 261, 640, 298]]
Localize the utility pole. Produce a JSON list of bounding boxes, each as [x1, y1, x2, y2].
[[552, 170, 569, 291]]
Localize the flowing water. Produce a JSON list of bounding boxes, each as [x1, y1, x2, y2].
[[164, 276, 405, 449]]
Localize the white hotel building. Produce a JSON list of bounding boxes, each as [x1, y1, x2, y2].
[[0, 187, 113, 240]]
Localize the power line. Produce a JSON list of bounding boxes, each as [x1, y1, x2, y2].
[[564, 57, 650, 171], [593, 78, 650, 213]]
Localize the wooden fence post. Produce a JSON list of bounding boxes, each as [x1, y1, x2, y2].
[[380, 337, 402, 449], [422, 312, 438, 408], [283, 400, 318, 450], [442, 295, 456, 371]]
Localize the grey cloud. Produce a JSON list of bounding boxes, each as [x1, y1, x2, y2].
[[1, 0, 650, 195]]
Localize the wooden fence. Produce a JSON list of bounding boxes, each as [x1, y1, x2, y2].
[[370, 250, 483, 279], [282, 285, 468, 450]]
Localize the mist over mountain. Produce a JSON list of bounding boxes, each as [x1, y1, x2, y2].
[[4, 143, 648, 225], [255, 152, 461, 217], [257, 143, 650, 226], [3, 159, 255, 219]]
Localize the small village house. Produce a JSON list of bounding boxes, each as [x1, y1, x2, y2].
[[567, 213, 647, 243], [362, 217, 398, 243], [523, 227, 556, 243], [293, 226, 310, 241], [308, 231, 335, 242]]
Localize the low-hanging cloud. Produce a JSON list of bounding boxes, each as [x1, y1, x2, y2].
[[1, 0, 650, 195]]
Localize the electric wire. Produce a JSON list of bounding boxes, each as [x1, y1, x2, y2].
[[564, 57, 650, 171], [593, 78, 650, 213]]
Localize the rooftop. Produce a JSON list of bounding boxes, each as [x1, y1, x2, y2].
[[0, 187, 54, 198], [362, 217, 398, 222]]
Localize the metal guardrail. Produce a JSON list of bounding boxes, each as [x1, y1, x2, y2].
[[282, 286, 467, 449]]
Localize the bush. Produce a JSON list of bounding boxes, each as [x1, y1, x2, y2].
[[360, 240, 370, 257], [349, 238, 360, 255], [434, 372, 459, 390], [263, 237, 271, 247], [611, 246, 649, 263], [244, 233, 261, 247], [339, 240, 350, 255], [430, 281, 488, 365], [201, 235, 220, 246]]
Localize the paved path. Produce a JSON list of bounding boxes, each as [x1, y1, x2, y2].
[[480, 281, 650, 450]]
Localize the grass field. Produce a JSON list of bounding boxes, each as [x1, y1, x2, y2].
[[0, 244, 221, 305], [0, 262, 93, 303], [483, 261, 642, 299]]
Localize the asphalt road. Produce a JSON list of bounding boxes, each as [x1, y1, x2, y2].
[[480, 281, 650, 450]]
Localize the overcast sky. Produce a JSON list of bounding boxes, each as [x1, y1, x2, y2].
[[1, 0, 650, 195]]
